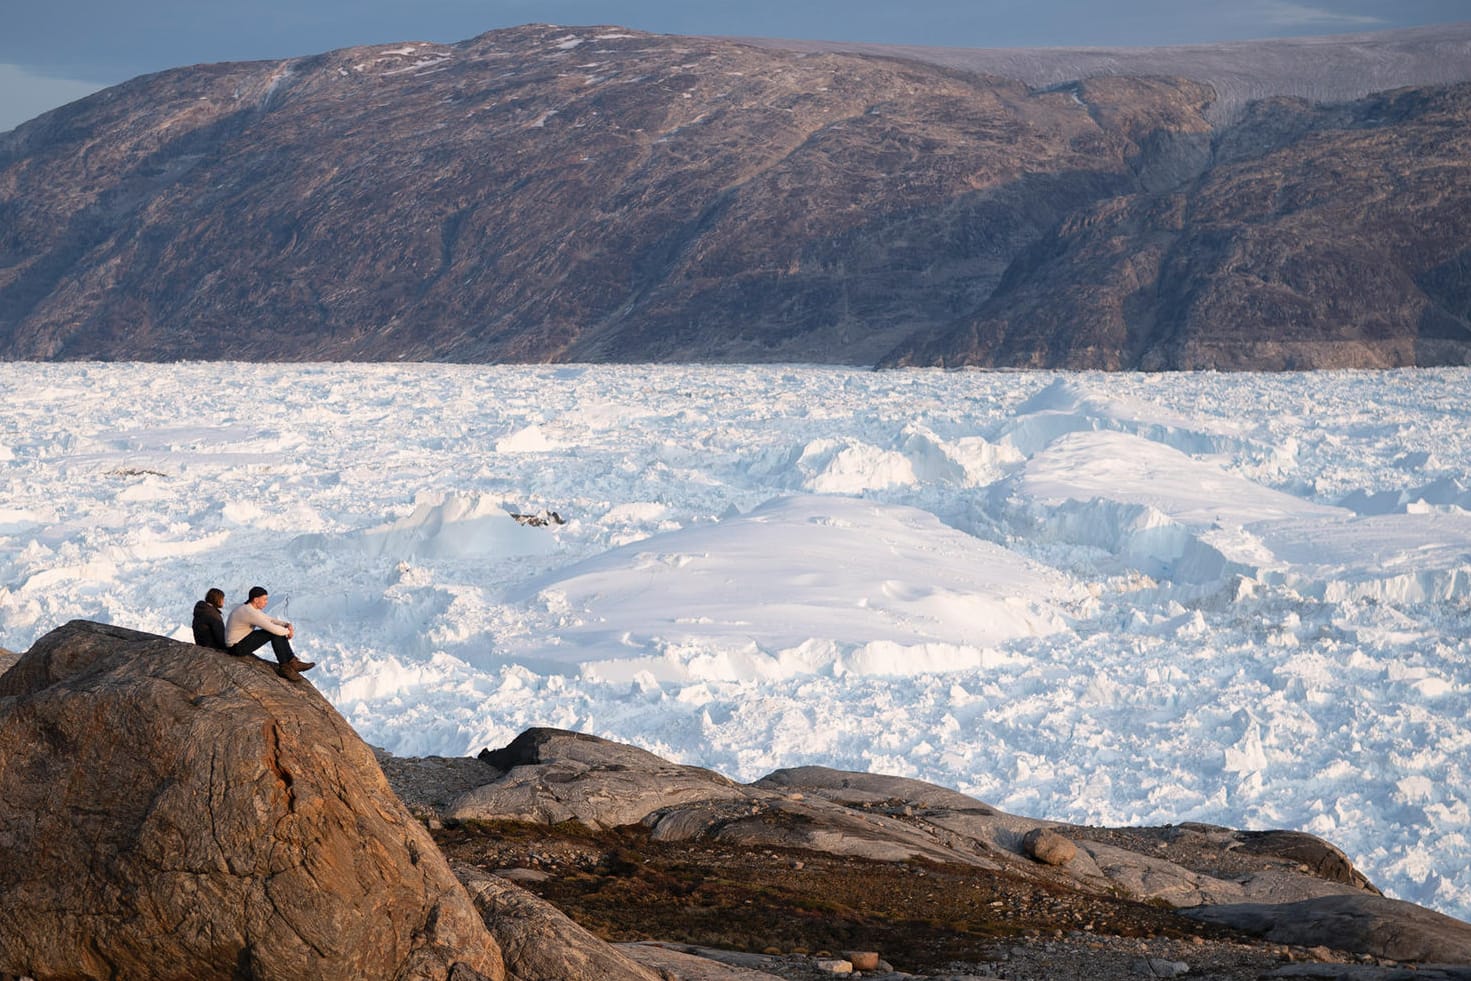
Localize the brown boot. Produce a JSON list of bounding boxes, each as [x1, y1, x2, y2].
[[277, 664, 303, 682], [287, 658, 316, 673]]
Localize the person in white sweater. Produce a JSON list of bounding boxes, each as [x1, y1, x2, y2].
[[226, 586, 316, 681]]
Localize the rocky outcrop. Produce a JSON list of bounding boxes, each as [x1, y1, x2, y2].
[[430, 728, 1424, 945], [0, 621, 506, 981], [1, 24, 1467, 369], [454, 864, 661, 981], [1183, 893, 1471, 964], [376, 750, 505, 824], [454, 726, 752, 827], [7, 621, 1466, 977], [416, 727, 1471, 967]]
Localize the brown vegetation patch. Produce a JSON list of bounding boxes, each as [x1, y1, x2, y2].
[[435, 819, 1257, 973]]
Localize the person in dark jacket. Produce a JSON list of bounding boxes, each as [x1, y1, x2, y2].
[[191, 588, 228, 649]]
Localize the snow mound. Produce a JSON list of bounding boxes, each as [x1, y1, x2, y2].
[[495, 424, 561, 453], [791, 439, 920, 493], [786, 425, 1019, 493], [1021, 430, 1339, 525], [1009, 430, 1347, 582], [509, 495, 1075, 681], [1012, 431, 1471, 601]]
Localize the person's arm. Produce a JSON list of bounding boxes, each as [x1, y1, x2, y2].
[[244, 607, 291, 637]]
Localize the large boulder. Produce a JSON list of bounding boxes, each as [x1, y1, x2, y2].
[[646, 794, 1001, 868], [0, 621, 505, 981], [452, 727, 752, 827]]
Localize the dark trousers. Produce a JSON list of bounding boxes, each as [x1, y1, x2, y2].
[[229, 630, 295, 666]]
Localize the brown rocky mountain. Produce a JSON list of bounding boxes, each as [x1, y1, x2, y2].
[[884, 83, 1471, 369], [1, 23, 1468, 368]]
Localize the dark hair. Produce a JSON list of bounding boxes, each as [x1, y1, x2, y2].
[[205, 587, 225, 606], [248, 586, 269, 600]]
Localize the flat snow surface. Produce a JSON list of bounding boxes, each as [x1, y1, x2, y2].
[[2, 363, 1468, 919]]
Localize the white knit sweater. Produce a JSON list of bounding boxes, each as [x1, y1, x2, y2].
[[225, 603, 290, 646]]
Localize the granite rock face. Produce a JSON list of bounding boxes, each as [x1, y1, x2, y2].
[[0, 621, 504, 981], [441, 731, 1383, 909], [1183, 893, 1471, 964], [432, 730, 1471, 964], [455, 864, 663, 981], [2, 24, 1467, 369], [456, 726, 751, 827]]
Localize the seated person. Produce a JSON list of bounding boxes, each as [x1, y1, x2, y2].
[[191, 587, 228, 650], [226, 586, 316, 681]]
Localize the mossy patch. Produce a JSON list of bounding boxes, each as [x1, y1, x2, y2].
[[434, 820, 1229, 971]]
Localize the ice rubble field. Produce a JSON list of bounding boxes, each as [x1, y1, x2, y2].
[[2, 362, 1469, 918]]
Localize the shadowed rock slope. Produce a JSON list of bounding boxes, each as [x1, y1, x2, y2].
[[882, 83, 1471, 369], [1, 24, 1468, 369]]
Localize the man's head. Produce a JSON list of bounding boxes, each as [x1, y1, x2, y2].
[[248, 585, 269, 609], [205, 587, 224, 609]]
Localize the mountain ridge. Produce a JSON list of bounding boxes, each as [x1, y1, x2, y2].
[[1, 23, 1467, 368], [737, 21, 1471, 122]]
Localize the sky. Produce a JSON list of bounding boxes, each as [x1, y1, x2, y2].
[[2, 0, 1467, 132]]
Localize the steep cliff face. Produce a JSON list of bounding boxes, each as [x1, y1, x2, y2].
[[883, 84, 1471, 369], [1, 24, 1467, 368]]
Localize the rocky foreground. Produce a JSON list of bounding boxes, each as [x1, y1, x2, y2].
[[2, 621, 1470, 980]]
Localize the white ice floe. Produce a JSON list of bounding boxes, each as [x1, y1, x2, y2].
[[0, 363, 1468, 921], [507, 494, 1074, 682]]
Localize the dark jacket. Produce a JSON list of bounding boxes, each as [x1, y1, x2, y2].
[[192, 600, 227, 650]]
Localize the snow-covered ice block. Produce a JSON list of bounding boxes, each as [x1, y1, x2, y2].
[[327, 493, 560, 561], [507, 494, 1078, 681], [1012, 430, 1349, 583]]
